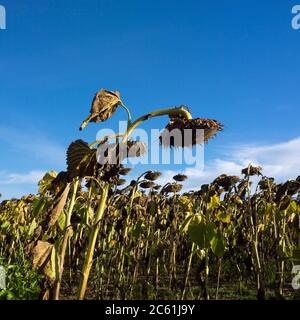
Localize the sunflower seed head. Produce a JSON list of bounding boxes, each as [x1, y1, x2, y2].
[[159, 118, 223, 148], [119, 167, 132, 176], [241, 164, 262, 177], [144, 171, 162, 181], [258, 177, 275, 190], [163, 183, 183, 194], [116, 178, 127, 186], [173, 174, 188, 182], [213, 174, 239, 191], [140, 181, 156, 189], [275, 179, 300, 202]]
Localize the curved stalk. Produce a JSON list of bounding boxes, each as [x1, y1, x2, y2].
[[122, 106, 192, 143]]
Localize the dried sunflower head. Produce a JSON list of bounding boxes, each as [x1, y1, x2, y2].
[[116, 178, 127, 186], [119, 167, 132, 176], [241, 164, 262, 177], [275, 180, 300, 202], [144, 171, 162, 181], [159, 117, 223, 148], [140, 181, 156, 189], [153, 185, 162, 190], [258, 177, 275, 190], [213, 174, 239, 191], [162, 183, 183, 194], [173, 174, 188, 182], [80, 89, 122, 130], [198, 184, 209, 195]]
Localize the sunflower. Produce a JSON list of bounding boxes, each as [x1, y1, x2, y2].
[[159, 117, 223, 148], [144, 171, 162, 181], [173, 174, 188, 182]]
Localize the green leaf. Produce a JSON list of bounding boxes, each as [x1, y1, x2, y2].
[[132, 221, 145, 238], [57, 212, 66, 232], [28, 219, 37, 236], [188, 221, 216, 249], [210, 231, 226, 257]]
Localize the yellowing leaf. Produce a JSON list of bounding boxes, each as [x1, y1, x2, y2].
[[216, 210, 231, 224], [209, 194, 220, 210]]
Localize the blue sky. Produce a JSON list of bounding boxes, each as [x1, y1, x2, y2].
[[0, 0, 300, 199]]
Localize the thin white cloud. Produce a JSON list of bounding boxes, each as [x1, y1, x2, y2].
[[0, 126, 66, 167], [157, 137, 300, 192], [0, 170, 46, 200], [0, 170, 45, 185]]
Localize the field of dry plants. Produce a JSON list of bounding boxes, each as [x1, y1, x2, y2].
[[0, 89, 300, 300]]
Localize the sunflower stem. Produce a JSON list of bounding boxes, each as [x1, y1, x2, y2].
[[122, 106, 193, 143], [78, 183, 110, 300]]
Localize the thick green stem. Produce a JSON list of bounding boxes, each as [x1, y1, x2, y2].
[[78, 183, 110, 300]]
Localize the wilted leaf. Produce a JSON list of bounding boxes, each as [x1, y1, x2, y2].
[[80, 89, 122, 130], [38, 171, 57, 195], [47, 183, 71, 229], [32, 241, 53, 269], [67, 140, 96, 179]]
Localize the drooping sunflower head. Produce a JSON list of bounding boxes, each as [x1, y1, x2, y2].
[[213, 174, 240, 191], [159, 117, 223, 148], [241, 164, 262, 177], [144, 171, 162, 181], [162, 183, 183, 194], [173, 174, 188, 182], [140, 181, 156, 189]]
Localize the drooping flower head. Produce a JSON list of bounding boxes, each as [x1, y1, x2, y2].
[[144, 171, 162, 181], [173, 174, 188, 182], [159, 117, 223, 148]]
